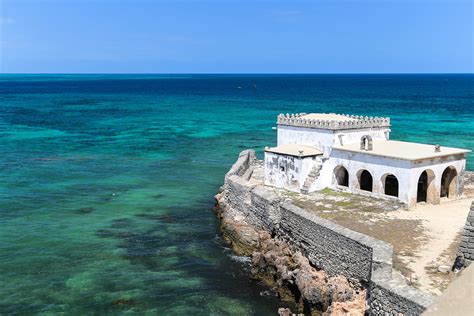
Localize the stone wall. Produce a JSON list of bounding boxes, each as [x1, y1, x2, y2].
[[278, 202, 379, 282], [458, 201, 474, 264], [464, 171, 474, 186], [369, 270, 433, 315], [220, 150, 433, 315]]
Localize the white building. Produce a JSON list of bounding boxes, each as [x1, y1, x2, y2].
[[264, 113, 470, 207]]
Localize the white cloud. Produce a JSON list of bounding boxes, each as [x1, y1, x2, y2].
[[0, 17, 16, 24]]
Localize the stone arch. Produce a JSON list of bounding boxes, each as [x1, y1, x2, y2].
[[440, 166, 458, 199], [382, 173, 399, 197], [417, 169, 436, 203], [334, 165, 349, 187], [357, 169, 373, 192], [360, 135, 373, 151]]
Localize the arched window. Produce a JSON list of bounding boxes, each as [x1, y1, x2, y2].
[[334, 166, 349, 187], [440, 166, 457, 198], [383, 174, 399, 197], [358, 170, 373, 192]]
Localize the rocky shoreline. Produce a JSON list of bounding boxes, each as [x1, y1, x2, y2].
[[215, 190, 366, 315]]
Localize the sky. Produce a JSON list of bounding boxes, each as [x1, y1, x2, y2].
[[0, 0, 472, 73]]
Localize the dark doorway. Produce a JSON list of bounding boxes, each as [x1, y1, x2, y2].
[[384, 174, 399, 197], [417, 169, 436, 204], [335, 166, 349, 187], [440, 167, 457, 198], [359, 170, 373, 192], [417, 171, 428, 202]]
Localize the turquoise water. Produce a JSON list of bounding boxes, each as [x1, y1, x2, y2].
[[0, 74, 472, 314]]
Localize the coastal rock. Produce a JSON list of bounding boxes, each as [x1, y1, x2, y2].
[[277, 308, 291, 316], [215, 182, 366, 315], [278, 307, 304, 316], [251, 236, 365, 314], [323, 291, 366, 316], [215, 193, 262, 256], [220, 217, 260, 256]]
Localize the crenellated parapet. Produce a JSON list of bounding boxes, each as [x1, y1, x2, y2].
[[277, 113, 391, 130]]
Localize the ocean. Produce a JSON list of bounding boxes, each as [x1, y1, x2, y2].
[[0, 74, 472, 314]]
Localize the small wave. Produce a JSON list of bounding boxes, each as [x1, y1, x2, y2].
[[228, 254, 251, 264], [259, 290, 278, 297]]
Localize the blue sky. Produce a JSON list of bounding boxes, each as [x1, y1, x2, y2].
[[0, 0, 472, 73]]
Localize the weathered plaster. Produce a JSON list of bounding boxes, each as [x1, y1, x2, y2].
[[264, 151, 319, 192], [267, 113, 469, 207]]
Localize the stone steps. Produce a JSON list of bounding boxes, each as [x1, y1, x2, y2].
[[301, 164, 322, 194]]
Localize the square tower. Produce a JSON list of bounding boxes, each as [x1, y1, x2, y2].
[[277, 113, 391, 156]]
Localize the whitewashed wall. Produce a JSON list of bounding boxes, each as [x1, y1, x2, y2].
[[334, 128, 390, 147], [405, 156, 467, 206], [326, 150, 467, 207], [325, 150, 412, 204], [277, 126, 334, 155], [277, 125, 390, 156], [273, 124, 467, 207], [264, 152, 317, 192]]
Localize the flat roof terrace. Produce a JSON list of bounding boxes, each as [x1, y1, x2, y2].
[[333, 140, 471, 161]]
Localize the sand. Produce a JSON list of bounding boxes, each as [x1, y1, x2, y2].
[[386, 197, 473, 294]]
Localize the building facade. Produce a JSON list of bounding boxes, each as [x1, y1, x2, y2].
[[264, 113, 470, 207]]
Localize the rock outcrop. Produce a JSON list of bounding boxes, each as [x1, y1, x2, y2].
[[215, 190, 366, 315]]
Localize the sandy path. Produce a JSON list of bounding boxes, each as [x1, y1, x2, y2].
[[386, 198, 473, 295]]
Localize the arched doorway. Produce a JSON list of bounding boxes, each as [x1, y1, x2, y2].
[[440, 166, 457, 198], [358, 170, 373, 192], [417, 169, 436, 203], [334, 166, 349, 187], [383, 174, 399, 197]]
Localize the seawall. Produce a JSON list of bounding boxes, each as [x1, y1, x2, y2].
[[458, 201, 474, 265], [216, 150, 434, 315]]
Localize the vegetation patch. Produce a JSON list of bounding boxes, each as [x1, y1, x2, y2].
[[274, 188, 426, 280]]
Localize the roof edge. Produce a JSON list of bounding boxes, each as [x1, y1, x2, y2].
[[277, 113, 391, 130], [332, 146, 470, 162]]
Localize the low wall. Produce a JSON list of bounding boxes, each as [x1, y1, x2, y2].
[[464, 171, 474, 186], [458, 201, 474, 264], [278, 201, 377, 282], [221, 150, 433, 315], [370, 270, 433, 315]]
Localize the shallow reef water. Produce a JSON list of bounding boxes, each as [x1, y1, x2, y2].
[[0, 74, 472, 314]]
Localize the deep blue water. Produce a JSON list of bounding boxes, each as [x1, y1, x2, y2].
[[0, 74, 472, 314]]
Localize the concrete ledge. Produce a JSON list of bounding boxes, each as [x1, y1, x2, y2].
[[225, 149, 256, 179], [370, 269, 433, 315]]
